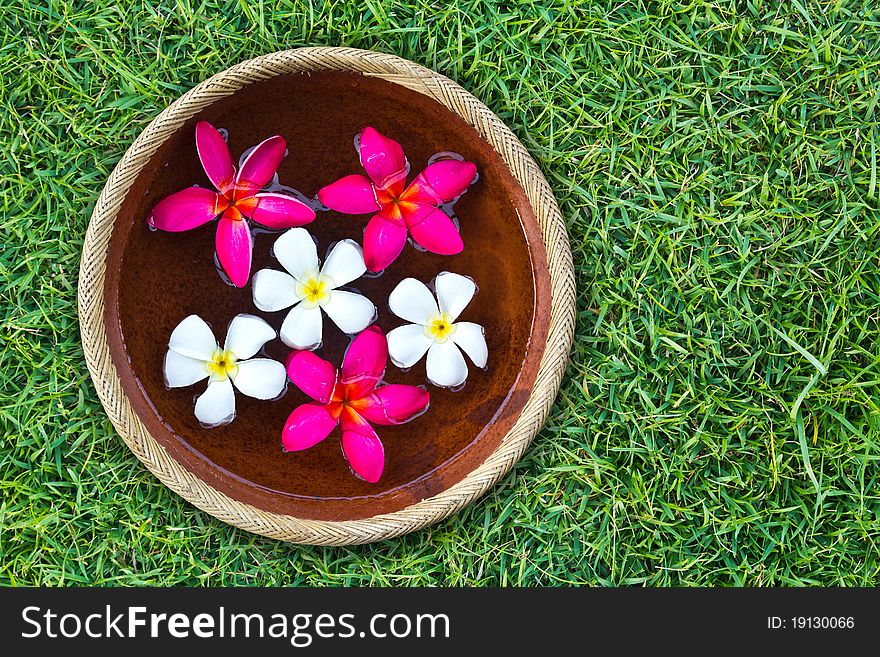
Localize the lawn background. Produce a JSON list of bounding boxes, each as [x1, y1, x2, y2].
[[3, 0, 880, 585]]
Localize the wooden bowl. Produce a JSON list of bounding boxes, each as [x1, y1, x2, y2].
[[79, 48, 574, 544]]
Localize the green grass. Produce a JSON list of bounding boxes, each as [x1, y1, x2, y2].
[[2, 0, 880, 586]]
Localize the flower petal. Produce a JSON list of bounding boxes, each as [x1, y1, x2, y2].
[[169, 314, 218, 360], [194, 378, 236, 427], [340, 409, 385, 483], [355, 384, 429, 426], [363, 213, 408, 272], [286, 350, 338, 403], [147, 186, 223, 232], [387, 323, 433, 368], [434, 271, 476, 322], [341, 324, 386, 398], [321, 239, 367, 288], [323, 290, 376, 335], [359, 126, 407, 192], [273, 227, 319, 281], [450, 322, 488, 368], [195, 121, 234, 193], [426, 340, 468, 388], [224, 313, 276, 360], [242, 192, 315, 228], [279, 303, 323, 349], [164, 350, 209, 388], [282, 403, 338, 452], [235, 134, 286, 192], [252, 268, 299, 312], [317, 174, 380, 214], [405, 205, 464, 256], [230, 358, 287, 400], [405, 159, 477, 204], [216, 214, 253, 288], [388, 277, 438, 325]]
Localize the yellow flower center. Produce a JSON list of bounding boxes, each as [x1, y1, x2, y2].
[[298, 275, 332, 308], [426, 313, 456, 343], [205, 349, 238, 381]]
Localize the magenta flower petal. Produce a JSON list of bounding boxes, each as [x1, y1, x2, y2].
[[341, 325, 387, 399], [363, 213, 408, 272], [148, 187, 223, 232], [406, 159, 477, 204], [242, 192, 316, 228], [286, 350, 339, 404], [282, 403, 339, 452], [318, 174, 381, 214], [340, 411, 385, 483], [195, 121, 235, 193], [359, 126, 407, 192], [404, 205, 464, 255], [355, 384, 429, 426], [235, 134, 286, 192], [215, 213, 253, 288]]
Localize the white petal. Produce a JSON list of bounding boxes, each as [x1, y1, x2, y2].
[[388, 278, 439, 325], [194, 378, 236, 427], [320, 239, 367, 288], [231, 358, 287, 400], [426, 341, 469, 388], [322, 290, 376, 334], [164, 350, 209, 388], [387, 324, 433, 368], [224, 313, 276, 360], [279, 303, 323, 349], [252, 268, 299, 312], [168, 314, 218, 360], [273, 227, 319, 281], [435, 271, 476, 322], [451, 322, 488, 368]]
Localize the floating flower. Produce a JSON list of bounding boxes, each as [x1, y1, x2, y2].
[[283, 326, 429, 483], [164, 313, 287, 427], [148, 121, 316, 287], [387, 272, 488, 388], [317, 126, 477, 272], [252, 227, 376, 350]]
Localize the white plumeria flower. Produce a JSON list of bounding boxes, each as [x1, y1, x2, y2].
[[387, 272, 488, 388], [252, 228, 376, 349], [164, 313, 287, 427]]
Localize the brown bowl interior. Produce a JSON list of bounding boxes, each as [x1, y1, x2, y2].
[[104, 71, 550, 521]]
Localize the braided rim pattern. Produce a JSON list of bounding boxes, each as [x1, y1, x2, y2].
[[78, 47, 575, 545]]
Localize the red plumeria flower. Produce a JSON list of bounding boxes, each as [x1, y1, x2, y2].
[[283, 325, 429, 483], [317, 127, 477, 272], [148, 121, 316, 287]]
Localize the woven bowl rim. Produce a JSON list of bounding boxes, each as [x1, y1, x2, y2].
[[77, 47, 575, 545]]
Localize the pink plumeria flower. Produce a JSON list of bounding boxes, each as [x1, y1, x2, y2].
[[252, 228, 376, 349], [387, 272, 488, 388], [148, 121, 316, 287], [317, 126, 477, 272], [164, 314, 287, 427], [283, 326, 429, 483]]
